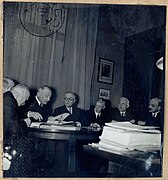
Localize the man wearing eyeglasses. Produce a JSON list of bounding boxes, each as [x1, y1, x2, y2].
[[49, 91, 87, 126]]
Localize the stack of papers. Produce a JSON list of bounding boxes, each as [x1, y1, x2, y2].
[[90, 122, 161, 152]]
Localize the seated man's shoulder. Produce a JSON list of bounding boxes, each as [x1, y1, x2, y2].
[[126, 107, 134, 114], [53, 105, 65, 113], [74, 106, 83, 112], [84, 109, 93, 116], [111, 107, 118, 113]]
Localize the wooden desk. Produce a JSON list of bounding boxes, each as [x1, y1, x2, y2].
[[28, 127, 101, 173], [84, 145, 161, 177]]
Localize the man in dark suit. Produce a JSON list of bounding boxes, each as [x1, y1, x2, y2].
[[111, 97, 135, 122], [48, 92, 88, 174], [49, 91, 87, 126], [4, 84, 31, 142], [3, 84, 32, 177], [86, 98, 111, 128], [20, 86, 52, 122], [138, 98, 162, 128]]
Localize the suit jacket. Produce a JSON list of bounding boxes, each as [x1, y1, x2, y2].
[[19, 96, 52, 122], [85, 109, 111, 127], [52, 105, 87, 126], [111, 108, 134, 122], [145, 112, 162, 128], [3, 92, 34, 177], [3, 92, 27, 143]]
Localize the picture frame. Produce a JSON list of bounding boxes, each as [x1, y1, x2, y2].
[[97, 57, 114, 85], [99, 88, 110, 100]]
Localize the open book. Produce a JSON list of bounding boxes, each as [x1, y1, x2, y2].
[[48, 112, 71, 121]]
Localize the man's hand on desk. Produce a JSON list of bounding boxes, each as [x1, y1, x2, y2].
[[23, 118, 32, 126], [75, 121, 81, 130], [138, 120, 146, 125], [90, 123, 101, 131], [27, 111, 43, 121], [48, 116, 55, 121], [130, 119, 136, 124]]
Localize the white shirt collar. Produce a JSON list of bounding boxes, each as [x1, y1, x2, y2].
[[120, 111, 126, 116], [152, 111, 159, 117], [35, 96, 42, 106], [94, 111, 101, 118], [66, 107, 72, 113]]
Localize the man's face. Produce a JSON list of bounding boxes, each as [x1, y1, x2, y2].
[[19, 92, 30, 106], [149, 99, 160, 113], [118, 99, 127, 112], [63, 93, 76, 108], [94, 102, 104, 113], [38, 88, 52, 105]]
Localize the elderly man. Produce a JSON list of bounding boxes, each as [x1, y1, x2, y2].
[[3, 84, 32, 177], [111, 97, 135, 122], [4, 84, 31, 140], [20, 86, 52, 122], [86, 98, 110, 129], [49, 91, 86, 126], [138, 98, 162, 128], [3, 77, 15, 93]]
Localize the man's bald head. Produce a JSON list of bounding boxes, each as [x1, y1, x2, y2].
[[11, 84, 30, 106], [37, 86, 52, 105]]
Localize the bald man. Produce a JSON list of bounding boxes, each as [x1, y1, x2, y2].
[[111, 97, 135, 122], [3, 84, 32, 177], [4, 84, 30, 140], [140, 98, 162, 128], [20, 86, 52, 122]]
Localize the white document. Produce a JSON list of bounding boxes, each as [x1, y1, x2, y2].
[[48, 112, 71, 121], [105, 121, 160, 133]]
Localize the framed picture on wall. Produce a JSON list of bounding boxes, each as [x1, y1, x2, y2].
[[97, 57, 114, 85], [99, 88, 110, 100]]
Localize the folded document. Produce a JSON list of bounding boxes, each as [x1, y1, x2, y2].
[[30, 121, 79, 131]]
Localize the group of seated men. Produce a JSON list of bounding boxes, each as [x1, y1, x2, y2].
[[3, 77, 163, 177]]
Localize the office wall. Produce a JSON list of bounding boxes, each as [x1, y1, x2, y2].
[[4, 3, 166, 109], [90, 5, 124, 107], [90, 5, 166, 108]]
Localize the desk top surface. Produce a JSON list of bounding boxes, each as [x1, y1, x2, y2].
[[28, 126, 102, 141], [29, 126, 102, 134]]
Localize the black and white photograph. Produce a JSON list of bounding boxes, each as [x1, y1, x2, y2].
[[2, 1, 167, 178]]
